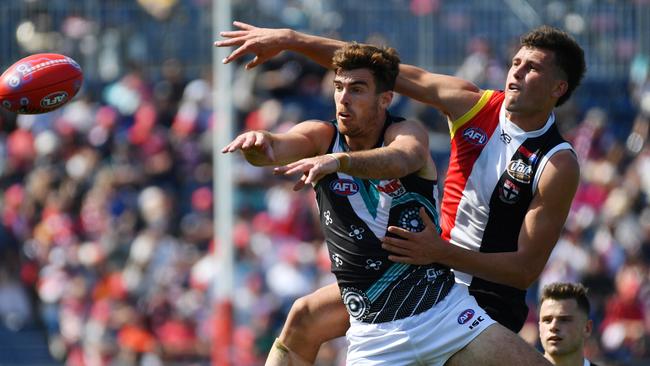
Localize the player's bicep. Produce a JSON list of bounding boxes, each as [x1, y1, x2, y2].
[[272, 120, 334, 164], [384, 120, 429, 169]]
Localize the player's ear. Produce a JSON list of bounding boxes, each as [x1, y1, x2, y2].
[[552, 80, 568, 100], [584, 319, 593, 337], [379, 90, 393, 109]]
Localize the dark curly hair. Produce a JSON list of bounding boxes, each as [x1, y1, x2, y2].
[[331, 42, 400, 94], [520, 25, 586, 107]]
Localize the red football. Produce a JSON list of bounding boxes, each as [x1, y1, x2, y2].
[[0, 53, 83, 114]]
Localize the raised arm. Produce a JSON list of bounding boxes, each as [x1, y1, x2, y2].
[[216, 22, 482, 120], [222, 120, 334, 166], [382, 150, 580, 289], [216, 21, 344, 70]]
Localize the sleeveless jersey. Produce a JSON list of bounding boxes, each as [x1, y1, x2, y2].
[[441, 90, 575, 331], [315, 114, 455, 324]]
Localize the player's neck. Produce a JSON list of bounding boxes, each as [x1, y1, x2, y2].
[[545, 350, 585, 366], [506, 109, 553, 132]]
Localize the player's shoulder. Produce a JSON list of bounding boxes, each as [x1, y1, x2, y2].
[[538, 149, 580, 192], [546, 149, 580, 175], [386, 116, 427, 132], [291, 119, 335, 132]]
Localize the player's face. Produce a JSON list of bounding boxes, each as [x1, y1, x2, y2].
[[504, 47, 568, 116], [333, 68, 391, 137], [539, 298, 591, 358]]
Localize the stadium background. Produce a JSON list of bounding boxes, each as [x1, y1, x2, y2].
[[0, 0, 649, 365]]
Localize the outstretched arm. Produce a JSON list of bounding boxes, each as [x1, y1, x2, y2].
[[216, 22, 482, 120], [222, 120, 334, 166], [275, 119, 434, 190], [382, 151, 580, 290], [216, 21, 344, 70]]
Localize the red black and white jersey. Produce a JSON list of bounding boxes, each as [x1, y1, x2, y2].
[[441, 90, 575, 331], [315, 114, 455, 324]]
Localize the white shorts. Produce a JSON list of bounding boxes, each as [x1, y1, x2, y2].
[[346, 283, 495, 365]]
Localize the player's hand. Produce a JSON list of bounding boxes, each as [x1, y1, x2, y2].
[[221, 130, 276, 165], [274, 154, 339, 191], [382, 207, 448, 265], [215, 21, 289, 70]]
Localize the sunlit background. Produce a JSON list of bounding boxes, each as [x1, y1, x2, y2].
[[0, 1, 649, 365]]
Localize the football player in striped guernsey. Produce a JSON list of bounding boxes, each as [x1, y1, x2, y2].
[[218, 23, 584, 365], [223, 42, 551, 366]]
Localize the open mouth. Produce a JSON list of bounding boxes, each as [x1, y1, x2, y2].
[[507, 83, 521, 92]]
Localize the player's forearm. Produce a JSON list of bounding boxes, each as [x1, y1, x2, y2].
[[443, 244, 538, 290], [286, 30, 346, 69], [332, 148, 418, 179], [242, 150, 274, 166]]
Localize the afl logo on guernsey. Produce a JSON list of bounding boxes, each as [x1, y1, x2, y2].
[[458, 309, 475, 324], [330, 179, 359, 196], [462, 127, 488, 146]]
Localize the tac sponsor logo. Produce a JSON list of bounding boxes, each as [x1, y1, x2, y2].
[[507, 159, 532, 183], [377, 179, 406, 197], [40, 91, 69, 108], [499, 179, 520, 204], [462, 127, 488, 146], [330, 179, 359, 196], [457, 309, 475, 325]]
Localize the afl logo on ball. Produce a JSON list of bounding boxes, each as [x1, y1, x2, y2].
[[457, 309, 475, 324], [330, 179, 359, 196], [40, 91, 69, 108]]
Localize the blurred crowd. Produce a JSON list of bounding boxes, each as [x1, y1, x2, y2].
[[0, 0, 649, 366]]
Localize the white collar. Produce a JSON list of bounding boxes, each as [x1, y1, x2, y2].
[[583, 358, 590, 366]]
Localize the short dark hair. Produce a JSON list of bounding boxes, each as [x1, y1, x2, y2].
[[520, 25, 586, 107], [540, 282, 590, 316], [331, 42, 400, 93]]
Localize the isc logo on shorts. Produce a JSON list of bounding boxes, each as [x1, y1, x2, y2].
[[330, 179, 359, 196]]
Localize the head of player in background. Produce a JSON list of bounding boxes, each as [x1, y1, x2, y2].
[[331, 43, 399, 140], [539, 282, 592, 363]]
